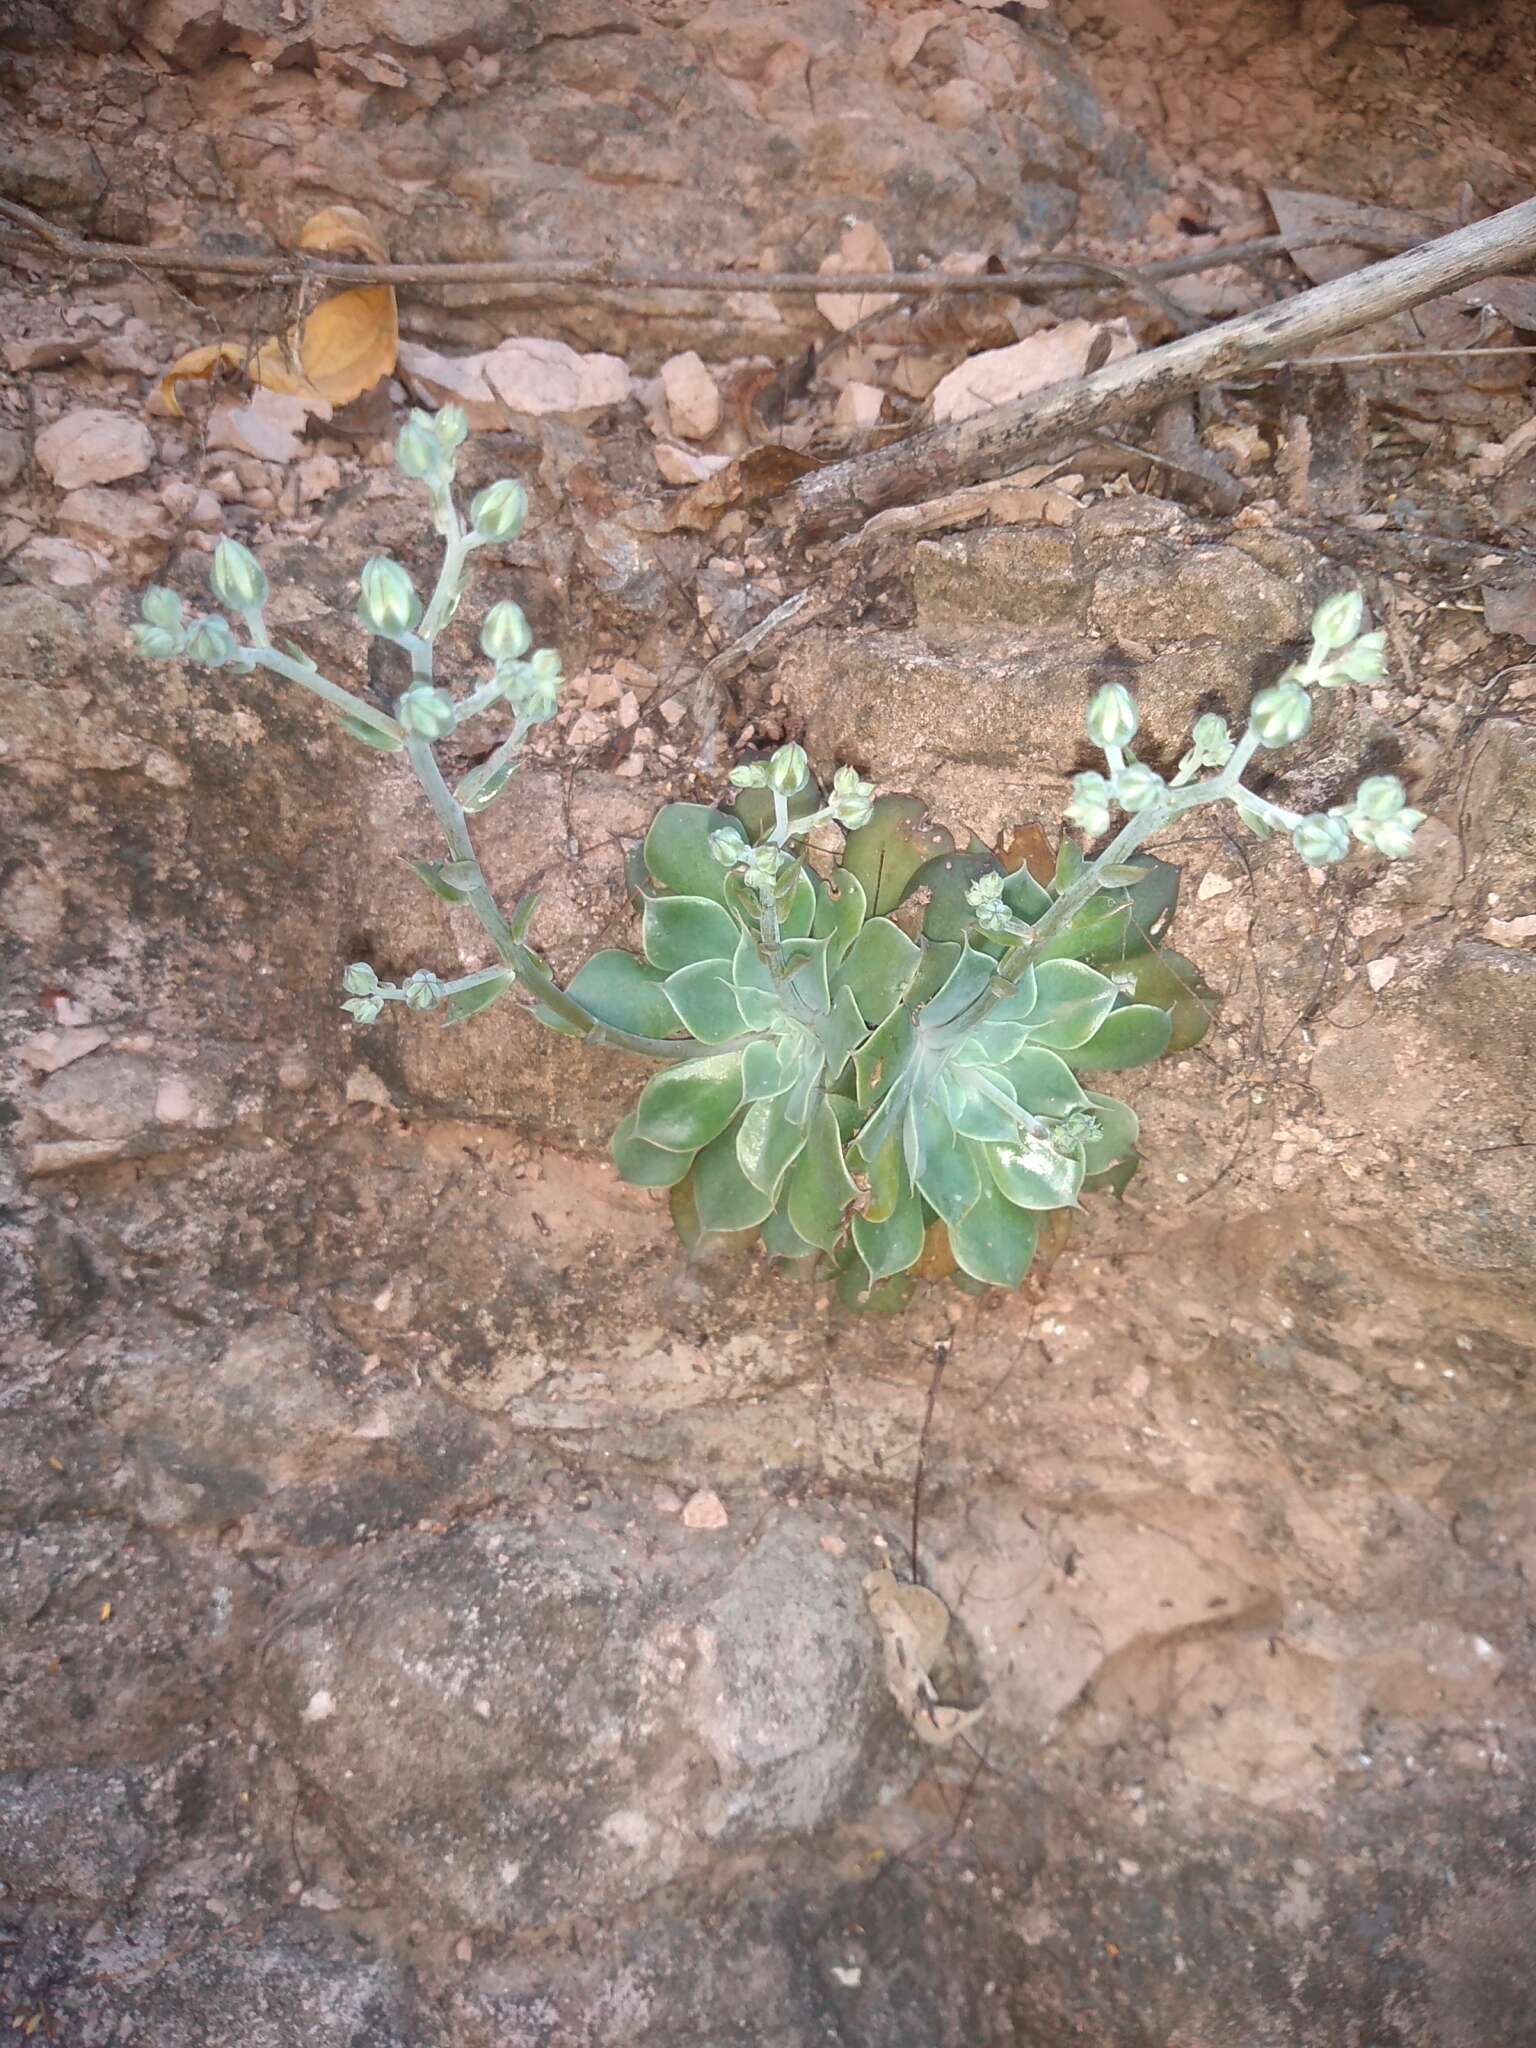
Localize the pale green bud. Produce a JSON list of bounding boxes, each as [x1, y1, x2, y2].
[[965, 870, 1009, 932], [1113, 762, 1164, 813], [1182, 711, 1235, 773], [504, 649, 561, 723], [743, 843, 790, 892], [480, 600, 532, 663], [342, 993, 384, 1025], [342, 962, 380, 996], [358, 557, 419, 638], [1064, 770, 1113, 837], [1354, 812, 1422, 860], [828, 764, 875, 829], [184, 616, 239, 668], [403, 969, 447, 1013], [395, 416, 442, 480], [1311, 590, 1364, 650], [728, 762, 770, 789], [1354, 774, 1406, 821], [1292, 813, 1351, 867], [709, 826, 749, 867], [1250, 680, 1312, 748], [1331, 630, 1386, 686], [140, 586, 184, 631], [209, 537, 268, 613], [399, 685, 457, 739], [1086, 683, 1139, 751], [130, 622, 181, 661], [433, 404, 470, 453], [470, 480, 528, 543], [767, 743, 809, 795]]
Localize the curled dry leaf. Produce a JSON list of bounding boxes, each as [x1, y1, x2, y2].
[[864, 1569, 986, 1748], [161, 206, 398, 418]]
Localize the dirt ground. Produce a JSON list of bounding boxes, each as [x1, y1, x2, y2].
[[3, 2, 1535, 2043]]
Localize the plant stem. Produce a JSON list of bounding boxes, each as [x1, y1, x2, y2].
[[240, 618, 403, 745]]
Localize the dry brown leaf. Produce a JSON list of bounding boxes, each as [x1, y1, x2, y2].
[[161, 207, 397, 417], [653, 444, 817, 532], [996, 822, 1056, 889]]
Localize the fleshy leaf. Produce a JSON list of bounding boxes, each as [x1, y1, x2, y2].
[[1068, 1002, 1173, 1072], [1082, 1153, 1140, 1199], [670, 1174, 760, 1258], [834, 916, 921, 1026], [853, 1002, 915, 1111], [409, 857, 470, 904], [787, 1096, 859, 1252], [1119, 946, 1217, 1054], [664, 959, 747, 1045], [835, 1253, 917, 1314], [441, 972, 512, 1025], [565, 951, 681, 1041], [642, 895, 740, 974], [812, 870, 868, 964], [951, 1021, 1030, 1069], [945, 1069, 1022, 1143], [693, 1117, 776, 1231], [947, 1180, 1039, 1288], [742, 1035, 796, 1100], [1081, 1091, 1138, 1175], [643, 803, 735, 906], [1020, 959, 1118, 1050], [840, 795, 954, 917], [737, 1093, 810, 1197], [985, 1132, 1084, 1211], [1001, 864, 1052, 923], [778, 866, 818, 941], [762, 1200, 818, 1262], [611, 1110, 694, 1188], [633, 1051, 745, 1152], [911, 1097, 983, 1226], [899, 850, 1003, 942], [994, 1045, 1089, 1117], [851, 1178, 926, 1280], [917, 942, 998, 1034], [818, 985, 867, 1085]]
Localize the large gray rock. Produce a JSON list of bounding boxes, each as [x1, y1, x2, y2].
[[259, 1509, 916, 1930]]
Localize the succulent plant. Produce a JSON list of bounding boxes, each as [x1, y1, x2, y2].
[[132, 424, 1425, 1310]]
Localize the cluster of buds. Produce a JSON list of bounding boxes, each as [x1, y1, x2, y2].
[[1292, 774, 1425, 867], [727, 745, 876, 835]]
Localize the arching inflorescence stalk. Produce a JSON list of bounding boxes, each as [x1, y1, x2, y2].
[[134, 427, 1424, 1310]]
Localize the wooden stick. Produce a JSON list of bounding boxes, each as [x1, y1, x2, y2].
[[778, 196, 1536, 543]]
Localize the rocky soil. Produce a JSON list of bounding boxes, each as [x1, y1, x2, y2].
[[3, 2, 1536, 2044]]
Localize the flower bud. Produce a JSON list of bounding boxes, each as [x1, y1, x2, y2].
[[767, 743, 809, 795], [358, 557, 420, 638], [1311, 590, 1364, 650], [729, 762, 770, 789], [1086, 683, 1139, 751], [1354, 774, 1406, 821], [1064, 770, 1113, 837], [130, 623, 181, 662], [965, 870, 1009, 932], [1292, 813, 1351, 867], [342, 993, 384, 1025], [342, 962, 380, 996], [504, 649, 561, 723], [480, 600, 532, 663], [398, 685, 457, 739], [140, 586, 184, 631], [1354, 812, 1422, 860], [1113, 762, 1164, 814], [743, 843, 791, 893], [828, 763, 874, 829], [433, 404, 470, 453], [470, 480, 528, 544], [1250, 680, 1312, 748], [403, 969, 446, 1013], [709, 826, 749, 868], [209, 537, 268, 613], [184, 616, 238, 669], [1184, 711, 1234, 771], [395, 415, 442, 480], [1332, 629, 1386, 686]]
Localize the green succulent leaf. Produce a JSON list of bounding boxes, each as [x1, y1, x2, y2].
[[633, 1050, 745, 1152], [986, 1131, 1084, 1210], [1082, 1153, 1141, 1199], [1068, 1002, 1173, 1072], [742, 1035, 797, 1101], [835, 1253, 917, 1314], [918, 942, 1000, 1034], [851, 1177, 925, 1280], [840, 795, 954, 917], [818, 984, 867, 1084], [910, 1098, 983, 1226], [692, 1116, 776, 1231], [1020, 959, 1119, 1050], [737, 1092, 810, 1196], [1080, 1091, 1138, 1175], [669, 1174, 760, 1258], [440, 971, 513, 1025], [779, 865, 818, 940], [951, 1021, 1031, 1069], [811, 870, 868, 964], [643, 802, 735, 906], [642, 895, 741, 974], [1002, 864, 1052, 923], [995, 1045, 1089, 1117], [834, 916, 922, 1026], [899, 850, 1003, 942], [408, 857, 471, 904], [1117, 946, 1217, 1053], [563, 951, 681, 1041], [947, 1180, 1039, 1289], [787, 1095, 859, 1252], [342, 715, 405, 752], [1054, 840, 1086, 892], [611, 1110, 695, 1188], [761, 1200, 818, 1262], [726, 761, 822, 840], [944, 1068, 1023, 1143], [664, 959, 747, 1044], [984, 963, 1039, 1026]]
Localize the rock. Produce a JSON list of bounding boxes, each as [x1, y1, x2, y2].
[[0, 425, 24, 492], [654, 442, 731, 486], [18, 1025, 110, 1073], [136, 0, 233, 68], [681, 1486, 728, 1529], [11, 536, 111, 588], [56, 484, 173, 573], [296, 453, 342, 504], [931, 320, 1136, 425], [259, 1510, 915, 1930], [660, 350, 722, 440], [914, 527, 1084, 637], [395, 342, 506, 431], [816, 220, 900, 333], [0, 133, 105, 217], [0, 1766, 154, 1901], [3, 333, 91, 373], [834, 380, 886, 428], [483, 336, 631, 417], [207, 391, 313, 464], [93, 1938, 425, 2048], [1091, 540, 1307, 647], [34, 408, 154, 490]]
